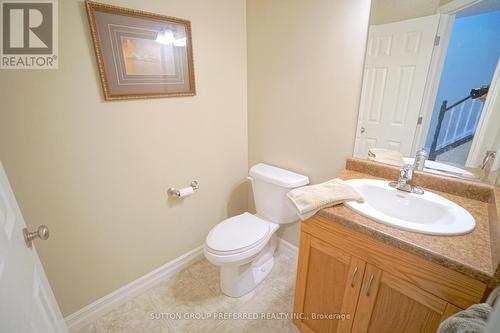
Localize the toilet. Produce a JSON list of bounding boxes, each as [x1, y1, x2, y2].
[[204, 163, 309, 297]]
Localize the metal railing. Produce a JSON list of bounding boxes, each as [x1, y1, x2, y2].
[[429, 86, 488, 160]]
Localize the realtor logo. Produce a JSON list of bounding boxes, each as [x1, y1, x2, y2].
[[1, 0, 58, 69]]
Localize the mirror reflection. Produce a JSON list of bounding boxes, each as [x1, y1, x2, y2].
[[354, 0, 500, 184]]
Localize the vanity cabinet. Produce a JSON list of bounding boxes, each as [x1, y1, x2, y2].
[[350, 264, 460, 333], [293, 216, 487, 333], [294, 234, 366, 333]]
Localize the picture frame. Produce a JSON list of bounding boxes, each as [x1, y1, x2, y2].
[[85, 1, 196, 100]]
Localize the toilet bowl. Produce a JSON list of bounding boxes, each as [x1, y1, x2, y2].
[[204, 163, 309, 297]]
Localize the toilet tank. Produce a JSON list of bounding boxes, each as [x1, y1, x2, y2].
[[249, 163, 309, 224]]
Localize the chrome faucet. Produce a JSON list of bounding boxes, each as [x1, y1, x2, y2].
[[389, 164, 424, 194], [481, 151, 496, 181], [414, 148, 427, 171]]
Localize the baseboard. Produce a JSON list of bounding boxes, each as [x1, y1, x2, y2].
[[277, 237, 299, 259], [64, 245, 204, 332], [65, 237, 299, 332]]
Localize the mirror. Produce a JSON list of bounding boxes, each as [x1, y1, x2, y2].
[[354, 0, 500, 184]]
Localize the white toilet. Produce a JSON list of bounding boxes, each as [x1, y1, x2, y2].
[[204, 163, 309, 297]]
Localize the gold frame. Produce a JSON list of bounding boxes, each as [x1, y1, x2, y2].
[[85, 0, 196, 100]]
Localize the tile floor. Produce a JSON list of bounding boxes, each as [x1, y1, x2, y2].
[[77, 251, 301, 333]]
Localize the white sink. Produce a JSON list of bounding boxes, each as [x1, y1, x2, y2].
[[344, 179, 475, 235]]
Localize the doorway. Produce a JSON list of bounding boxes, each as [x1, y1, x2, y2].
[[423, 8, 500, 164]]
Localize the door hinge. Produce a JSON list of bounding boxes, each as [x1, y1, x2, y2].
[[434, 35, 440, 46], [417, 116, 423, 125]]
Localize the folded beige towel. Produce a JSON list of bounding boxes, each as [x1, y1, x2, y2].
[[437, 303, 492, 333], [287, 179, 363, 220], [368, 148, 404, 167]]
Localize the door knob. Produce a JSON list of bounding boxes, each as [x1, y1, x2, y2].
[[360, 126, 366, 134], [23, 225, 50, 248]]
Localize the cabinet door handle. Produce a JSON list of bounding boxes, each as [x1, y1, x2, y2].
[[350, 267, 358, 287], [365, 273, 375, 296]]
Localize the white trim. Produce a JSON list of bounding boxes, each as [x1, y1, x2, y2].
[[412, 14, 455, 154], [466, 58, 500, 167], [64, 245, 204, 333], [277, 237, 298, 259], [439, 0, 483, 14], [34, 247, 69, 333]]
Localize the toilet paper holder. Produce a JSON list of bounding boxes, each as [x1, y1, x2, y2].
[[168, 181, 199, 197]]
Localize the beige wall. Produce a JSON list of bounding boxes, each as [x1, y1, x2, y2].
[[0, 0, 247, 316], [247, 0, 371, 245]]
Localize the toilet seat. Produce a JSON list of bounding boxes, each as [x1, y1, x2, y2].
[[206, 213, 272, 255], [203, 163, 309, 298]]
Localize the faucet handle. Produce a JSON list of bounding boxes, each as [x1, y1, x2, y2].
[[390, 163, 423, 194], [482, 151, 496, 169], [414, 148, 427, 171], [400, 164, 413, 181], [389, 163, 423, 194], [481, 151, 496, 181]]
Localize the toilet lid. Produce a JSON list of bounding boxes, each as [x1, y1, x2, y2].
[[206, 212, 271, 253]]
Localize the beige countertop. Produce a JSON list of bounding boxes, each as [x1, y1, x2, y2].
[[316, 167, 499, 286]]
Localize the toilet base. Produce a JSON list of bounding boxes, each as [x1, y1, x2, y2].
[[220, 234, 278, 297]]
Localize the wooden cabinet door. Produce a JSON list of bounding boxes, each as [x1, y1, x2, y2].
[[351, 264, 462, 333], [294, 233, 367, 333]]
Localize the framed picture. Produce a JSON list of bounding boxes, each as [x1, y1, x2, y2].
[[85, 1, 196, 100]]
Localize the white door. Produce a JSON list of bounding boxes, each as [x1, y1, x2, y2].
[[466, 57, 500, 169], [0, 161, 67, 333], [354, 15, 440, 158]]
